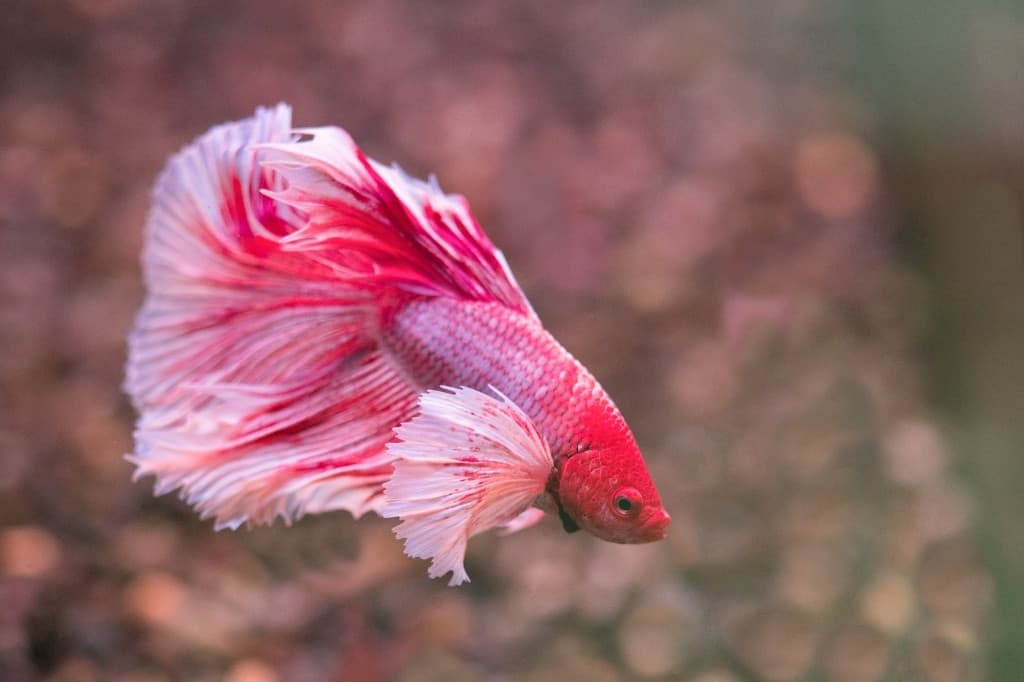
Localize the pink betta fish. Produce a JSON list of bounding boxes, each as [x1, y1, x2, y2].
[[125, 104, 669, 585]]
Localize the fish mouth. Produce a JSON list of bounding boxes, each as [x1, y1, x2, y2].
[[639, 508, 671, 542]]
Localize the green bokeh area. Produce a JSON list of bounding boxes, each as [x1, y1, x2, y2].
[[850, 0, 1024, 676]]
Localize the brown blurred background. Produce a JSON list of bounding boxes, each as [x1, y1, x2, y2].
[[2, 1, 1022, 681]]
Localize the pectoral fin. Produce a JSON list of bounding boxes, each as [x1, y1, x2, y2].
[[557, 503, 581, 534]]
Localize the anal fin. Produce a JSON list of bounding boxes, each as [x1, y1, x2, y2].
[[381, 387, 553, 585], [500, 507, 546, 535]]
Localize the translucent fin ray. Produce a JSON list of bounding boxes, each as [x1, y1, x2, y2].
[[125, 105, 419, 527], [381, 387, 553, 585]]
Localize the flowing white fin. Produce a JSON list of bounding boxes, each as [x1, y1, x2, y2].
[[125, 105, 419, 528], [381, 387, 553, 585]]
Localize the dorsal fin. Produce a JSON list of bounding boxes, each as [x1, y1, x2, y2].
[[256, 128, 536, 315]]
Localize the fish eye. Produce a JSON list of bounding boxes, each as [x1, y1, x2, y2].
[[612, 487, 643, 517]]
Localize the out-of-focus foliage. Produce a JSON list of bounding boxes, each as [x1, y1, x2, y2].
[[1, 1, 1020, 681]]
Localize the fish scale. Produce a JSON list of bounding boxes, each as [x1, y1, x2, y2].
[[383, 296, 629, 461]]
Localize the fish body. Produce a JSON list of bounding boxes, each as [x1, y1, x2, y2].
[[126, 104, 668, 584], [384, 296, 605, 457]]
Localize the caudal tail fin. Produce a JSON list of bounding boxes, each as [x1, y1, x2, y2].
[[127, 104, 542, 558], [125, 104, 419, 528]]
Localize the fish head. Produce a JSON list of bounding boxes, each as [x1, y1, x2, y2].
[[556, 442, 670, 544]]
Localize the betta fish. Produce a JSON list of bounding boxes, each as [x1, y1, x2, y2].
[[125, 104, 669, 585]]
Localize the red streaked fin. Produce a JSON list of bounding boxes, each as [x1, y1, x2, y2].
[[255, 126, 535, 314], [381, 387, 553, 586], [125, 104, 420, 528]]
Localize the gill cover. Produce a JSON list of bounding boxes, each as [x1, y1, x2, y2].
[[557, 448, 669, 544]]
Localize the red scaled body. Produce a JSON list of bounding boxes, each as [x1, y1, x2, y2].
[[383, 297, 606, 457]]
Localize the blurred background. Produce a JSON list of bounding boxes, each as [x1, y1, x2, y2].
[[2, 1, 1022, 680]]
